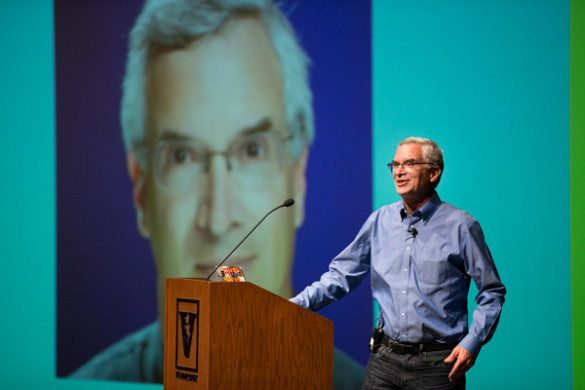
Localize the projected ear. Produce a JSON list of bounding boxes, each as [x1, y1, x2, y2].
[[127, 150, 150, 238], [292, 146, 308, 228]]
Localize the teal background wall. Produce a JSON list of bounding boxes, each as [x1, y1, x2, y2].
[[373, 1, 573, 389], [0, 1, 58, 389], [0, 0, 581, 389]]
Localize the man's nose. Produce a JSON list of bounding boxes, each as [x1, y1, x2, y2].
[[393, 164, 405, 176], [195, 155, 242, 236]]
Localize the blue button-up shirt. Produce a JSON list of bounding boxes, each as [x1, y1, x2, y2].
[[291, 193, 506, 356]]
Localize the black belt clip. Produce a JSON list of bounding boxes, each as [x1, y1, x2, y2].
[[369, 321, 384, 353]]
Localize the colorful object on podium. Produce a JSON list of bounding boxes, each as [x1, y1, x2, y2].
[[216, 265, 246, 282]]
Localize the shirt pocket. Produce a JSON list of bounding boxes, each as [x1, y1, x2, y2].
[[413, 247, 466, 288]]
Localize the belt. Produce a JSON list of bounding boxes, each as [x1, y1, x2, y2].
[[380, 335, 457, 355]]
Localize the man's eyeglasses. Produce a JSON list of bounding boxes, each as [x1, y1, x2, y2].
[[387, 160, 435, 173], [137, 131, 293, 192]]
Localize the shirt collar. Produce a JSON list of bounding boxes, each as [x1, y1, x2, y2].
[[400, 192, 441, 224]]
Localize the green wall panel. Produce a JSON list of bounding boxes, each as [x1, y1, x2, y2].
[[571, 0, 585, 388]]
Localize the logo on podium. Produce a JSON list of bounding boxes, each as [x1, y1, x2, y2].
[[176, 298, 199, 378]]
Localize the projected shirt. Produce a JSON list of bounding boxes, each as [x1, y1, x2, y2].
[[69, 320, 365, 389], [291, 193, 506, 356]]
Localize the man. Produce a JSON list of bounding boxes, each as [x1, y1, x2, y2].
[[291, 137, 506, 389], [70, 0, 364, 388]]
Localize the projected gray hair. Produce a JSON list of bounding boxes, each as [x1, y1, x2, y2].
[[121, 0, 314, 162]]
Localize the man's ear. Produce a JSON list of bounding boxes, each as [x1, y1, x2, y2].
[[292, 147, 309, 228], [127, 150, 150, 238], [430, 165, 442, 184]]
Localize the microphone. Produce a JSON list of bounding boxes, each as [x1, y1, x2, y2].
[[205, 198, 295, 280], [407, 227, 418, 238]]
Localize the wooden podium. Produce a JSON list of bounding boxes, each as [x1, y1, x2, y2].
[[164, 278, 333, 389]]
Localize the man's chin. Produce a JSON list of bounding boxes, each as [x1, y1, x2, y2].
[[395, 189, 410, 197]]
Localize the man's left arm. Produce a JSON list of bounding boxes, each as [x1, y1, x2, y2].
[[445, 219, 507, 381]]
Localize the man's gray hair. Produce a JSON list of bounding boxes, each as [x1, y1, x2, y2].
[[398, 136, 444, 185], [121, 0, 314, 162]]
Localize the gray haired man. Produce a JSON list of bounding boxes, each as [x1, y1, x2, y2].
[[292, 137, 506, 389], [71, 1, 365, 388]]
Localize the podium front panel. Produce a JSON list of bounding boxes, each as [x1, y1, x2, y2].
[[164, 278, 333, 390]]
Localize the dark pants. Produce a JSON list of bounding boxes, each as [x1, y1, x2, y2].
[[362, 347, 465, 390]]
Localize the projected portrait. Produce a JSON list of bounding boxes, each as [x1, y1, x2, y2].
[[56, 1, 372, 389]]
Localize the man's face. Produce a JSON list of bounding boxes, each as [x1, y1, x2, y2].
[[128, 16, 307, 314], [392, 143, 439, 201]]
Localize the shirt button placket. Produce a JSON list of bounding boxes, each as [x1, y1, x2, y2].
[[399, 227, 411, 341]]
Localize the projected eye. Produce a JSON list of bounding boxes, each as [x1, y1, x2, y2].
[[234, 135, 271, 162], [166, 145, 196, 165], [157, 141, 206, 169]]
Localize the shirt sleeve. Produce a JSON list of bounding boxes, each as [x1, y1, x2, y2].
[[290, 213, 374, 311], [459, 219, 506, 356]]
